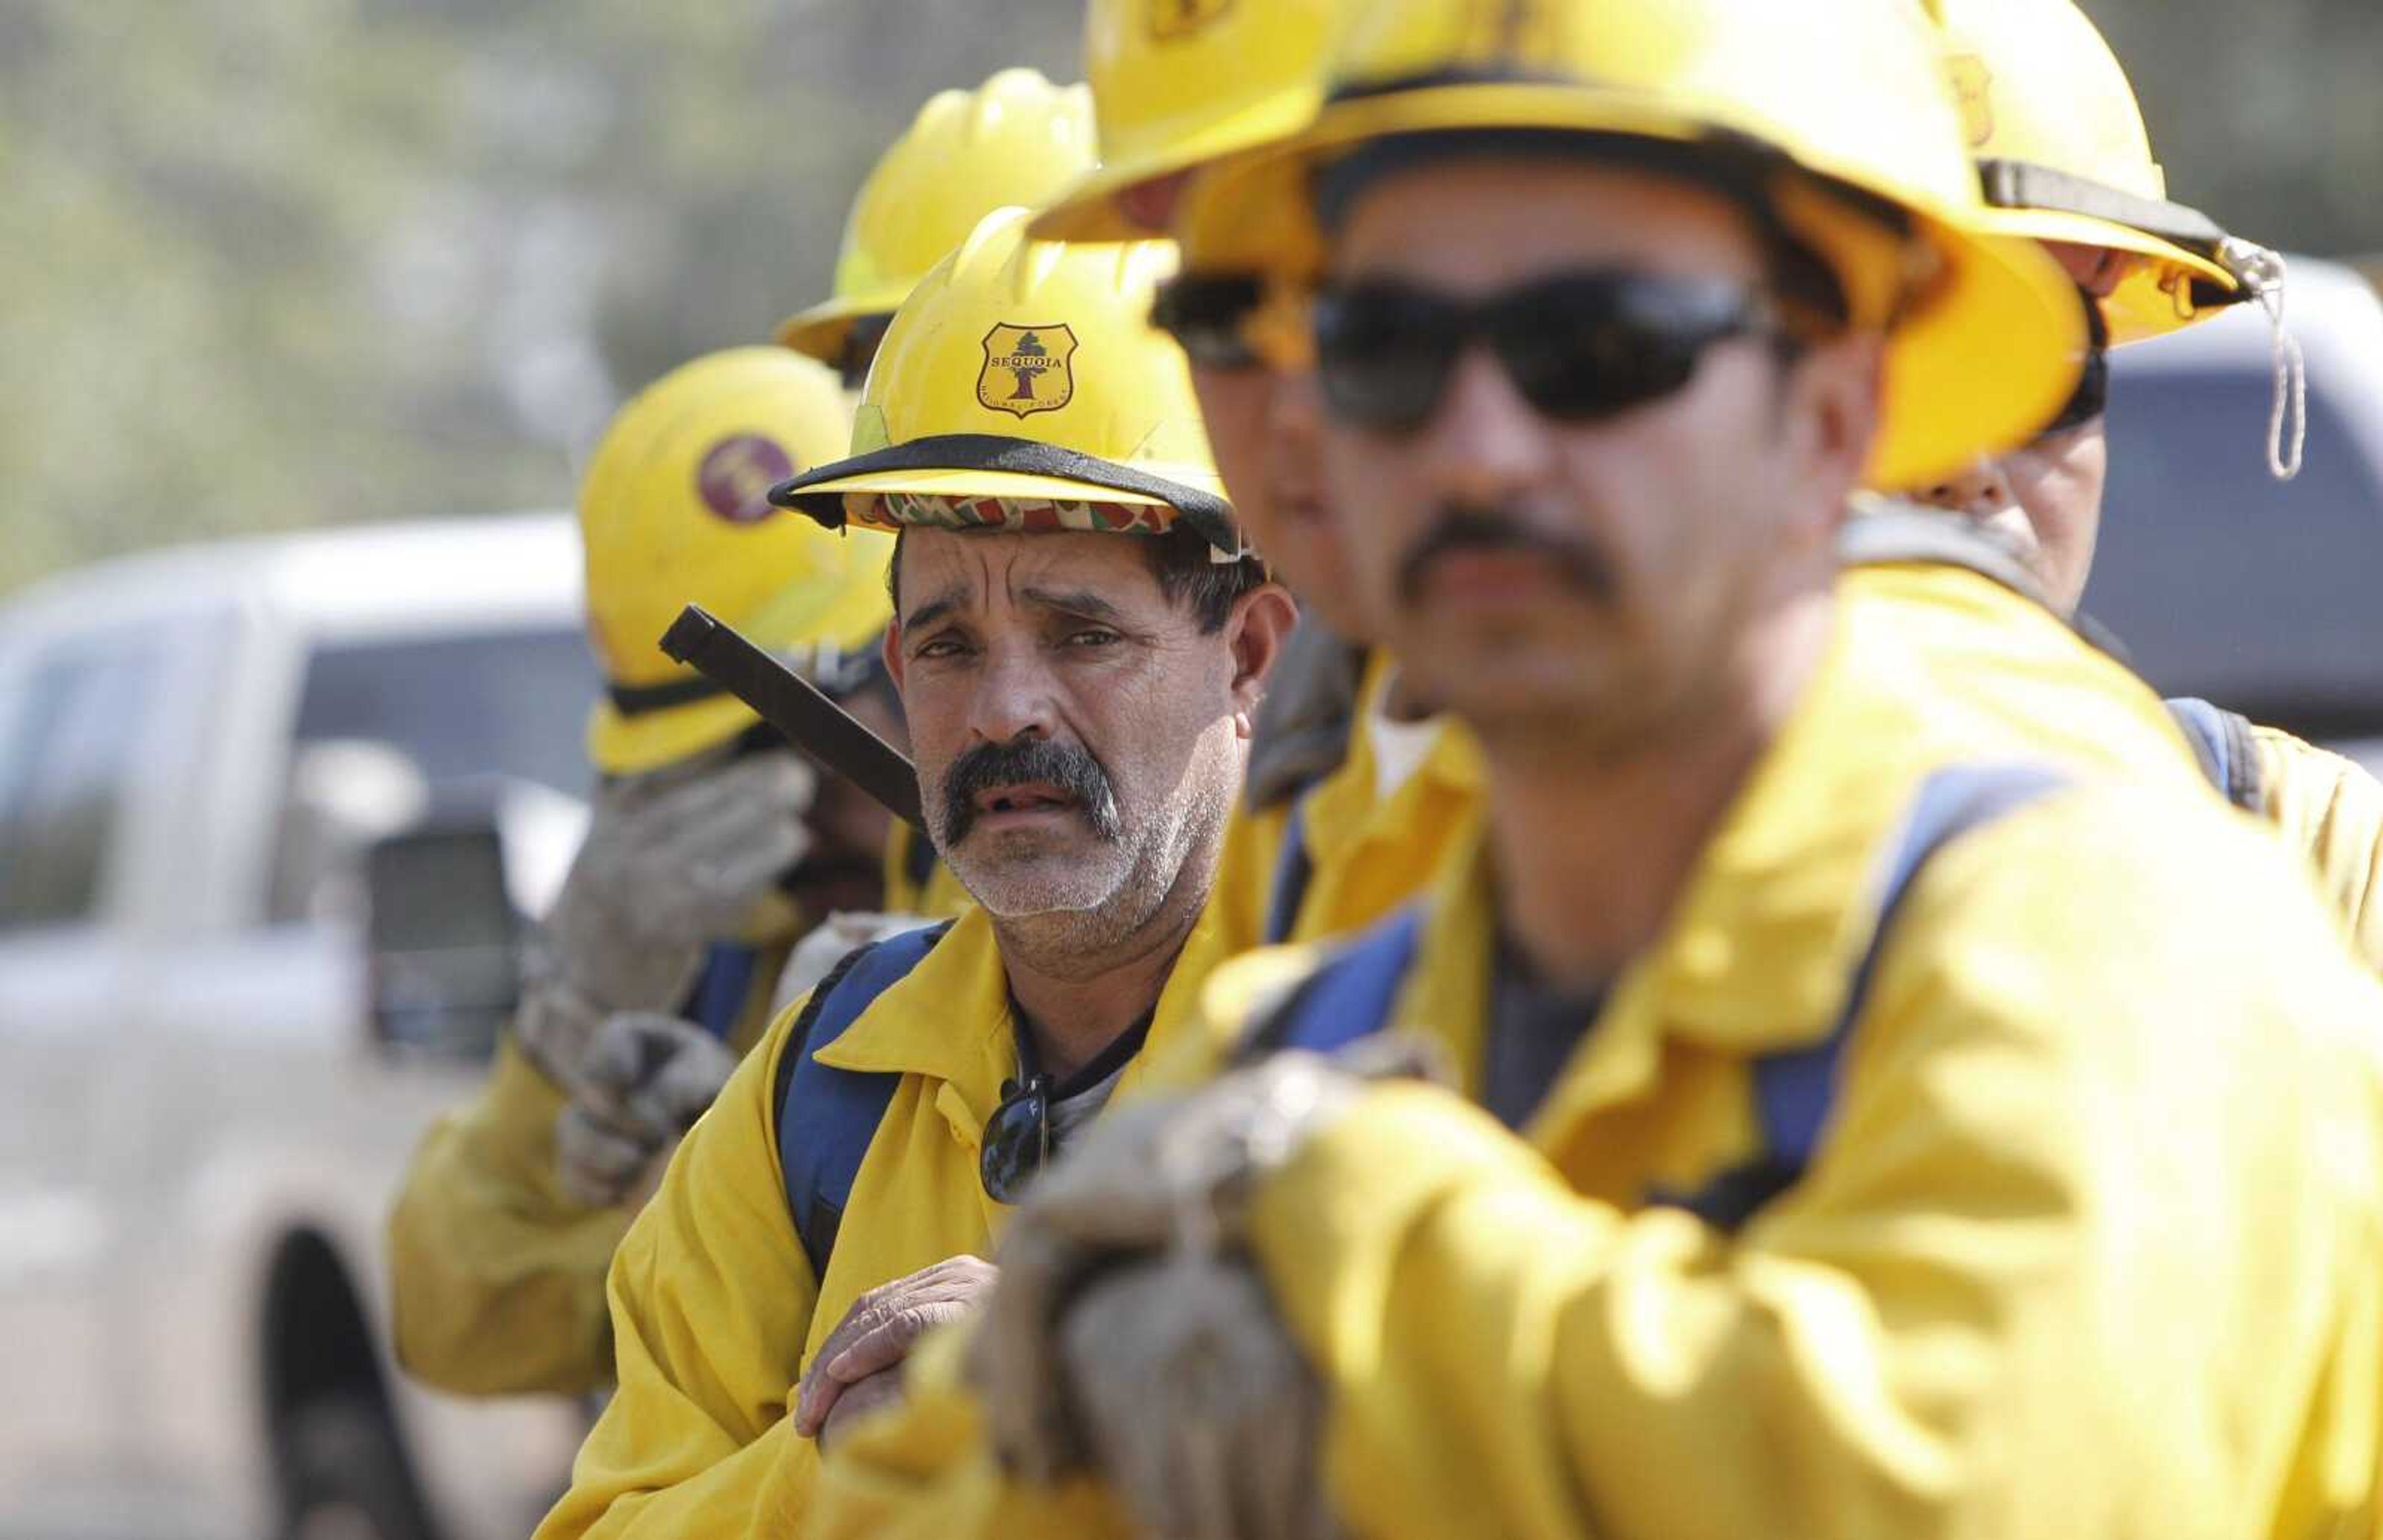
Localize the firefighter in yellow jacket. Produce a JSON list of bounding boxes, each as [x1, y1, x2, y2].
[[529, 206, 1295, 1538], [1901, 0, 2383, 970], [1033, 0, 1489, 954], [810, 1, 2383, 1535], [387, 347, 893, 1396]]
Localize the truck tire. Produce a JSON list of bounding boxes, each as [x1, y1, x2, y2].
[[277, 1392, 439, 1540]]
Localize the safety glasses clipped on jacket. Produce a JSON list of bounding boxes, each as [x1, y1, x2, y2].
[[1313, 271, 1791, 434]]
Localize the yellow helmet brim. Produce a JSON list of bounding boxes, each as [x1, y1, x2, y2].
[[1967, 204, 2241, 344], [1177, 81, 2085, 490], [585, 691, 765, 778], [773, 285, 911, 362], [775, 447, 1238, 555], [1030, 84, 1326, 245]]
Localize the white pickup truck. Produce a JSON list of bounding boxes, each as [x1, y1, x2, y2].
[[0, 514, 596, 1540]]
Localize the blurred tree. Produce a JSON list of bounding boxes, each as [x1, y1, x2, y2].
[[0, 0, 2371, 598]]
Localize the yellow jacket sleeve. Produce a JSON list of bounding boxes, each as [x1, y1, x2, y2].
[[535, 1011, 826, 1538], [2253, 723, 2383, 970], [1245, 795, 2383, 1539], [387, 1037, 629, 1396]]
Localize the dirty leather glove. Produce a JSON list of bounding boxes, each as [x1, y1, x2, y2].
[[969, 1037, 1443, 1507], [518, 748, 814, 1096], [771, 911, 935, 1018], [552, 1010, 742, 1207], [1059, 1253, 1340, 1540]]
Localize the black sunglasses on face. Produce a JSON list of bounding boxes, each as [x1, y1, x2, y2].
[[978, 1072, 1051, 1205], [1312, 271, 1787, 436], [1150, 272, 1268, 372]]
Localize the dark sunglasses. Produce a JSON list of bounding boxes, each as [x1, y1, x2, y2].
[[2034, 285, 2112, 441], [1151, 272, 1268, 372], [837, 312, 895, 392], [979, 1073, 1051, 1205], [1313, 271, 1787, 435]]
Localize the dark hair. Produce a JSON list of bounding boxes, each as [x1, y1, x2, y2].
[[887, 522, 1268, 635]]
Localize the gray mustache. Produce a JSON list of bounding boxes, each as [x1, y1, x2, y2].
[[938, 736, 1123, 848], [1396, 505, 1618, 607]]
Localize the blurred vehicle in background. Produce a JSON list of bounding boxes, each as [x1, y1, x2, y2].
[[2088, 254, 2383, 773], [0, 514, 595, 1540]]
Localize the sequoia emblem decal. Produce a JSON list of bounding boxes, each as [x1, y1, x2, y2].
[[979, 325, 1080, 419]]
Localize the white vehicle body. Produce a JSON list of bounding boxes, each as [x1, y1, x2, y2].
[[0, 514, 595, 1540], [2089, 255, 2383, 772]]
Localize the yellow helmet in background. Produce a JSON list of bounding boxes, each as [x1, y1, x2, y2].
[[773, 207, 1239, 557], [1030, 0, 1349, 243], [580, 347, 894, 776], [1170, 0, 2084, 493], [1919, 0, 2247, 344], [774, 70, 1099, 365]]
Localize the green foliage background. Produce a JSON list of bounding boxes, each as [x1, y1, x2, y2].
[[2, 0, 2375, 596]]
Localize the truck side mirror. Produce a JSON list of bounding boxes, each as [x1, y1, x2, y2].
[[362, 816, 519, 1061]]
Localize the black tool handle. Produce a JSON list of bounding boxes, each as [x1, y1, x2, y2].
[[659, 605, 928, 834]]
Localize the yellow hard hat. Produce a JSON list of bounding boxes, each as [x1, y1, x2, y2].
[[773, 207, 1239, 557], [1030, 0, 1349, 243], [1170, 0, 2085, 492], [774, 70, 1099, 365], [579, 347, 894, 776], [1921, 0, 2246, 344]]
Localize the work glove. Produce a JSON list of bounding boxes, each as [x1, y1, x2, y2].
[[518, 748, 814, 1098], [968, 1038, 1442, 1538], [771, 911, 936, 1018], [552, 1010, 741, 1207]]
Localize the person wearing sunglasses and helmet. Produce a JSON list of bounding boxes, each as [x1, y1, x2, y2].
[[532, 207, 1295, 1540], [811, 2, 2383, 1536], [1035, 0, 1489, 964], [1904, 0, 2383, 971], [388, 347, 897, 1399]]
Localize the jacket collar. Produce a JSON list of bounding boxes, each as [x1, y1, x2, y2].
[[815, 895, 1241, 1140]]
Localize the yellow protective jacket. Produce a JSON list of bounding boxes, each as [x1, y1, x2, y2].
[[387, 944, 788, 1398], [2253, 723, 2383, 969], [808, 561, 2383, 1539], [533, 897, 1244, 1539], [1213, 651, 1485, 952]]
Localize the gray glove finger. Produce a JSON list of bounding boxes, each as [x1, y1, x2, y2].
[[622, 752, 817, 864], [578, 1013, 740, 1137], [555, 1101, 662, 1208], [620, 1027, 740, 1135], [514, 979, 606, 1094]]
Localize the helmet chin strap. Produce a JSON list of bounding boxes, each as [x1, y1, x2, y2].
[[2219, 238, 2307, 483]]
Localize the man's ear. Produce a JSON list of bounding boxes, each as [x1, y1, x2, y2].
[[881, 622, 906, 694], [1223, 582, 1300, 738], [1784, 330, 1886, 548]]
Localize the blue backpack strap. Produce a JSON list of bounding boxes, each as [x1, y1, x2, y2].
[[1661, 763, 2071, 1232], [685, 942, 761, 1042], [1239, 906, 1428, 1061], [2165, 696, 2264, 813], [773, 921, 953, 1282], [1262, 795, 1318, 946]]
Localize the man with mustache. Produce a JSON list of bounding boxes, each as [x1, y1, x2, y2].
[[532, 207, 1292, 1539], [810, 1, 2383, 1535]]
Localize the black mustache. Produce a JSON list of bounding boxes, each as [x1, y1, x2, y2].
[[938, 736, 1123, 848], [1395, 506, 1618, 607]]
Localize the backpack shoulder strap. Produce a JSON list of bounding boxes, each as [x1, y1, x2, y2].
[[1664, 763, 2071, 1231], [2165, 696, 2266, 813], [1261, 794, 1318, 946], [1239, 906, 1428, 1062], [773, 920, 954, 1281]]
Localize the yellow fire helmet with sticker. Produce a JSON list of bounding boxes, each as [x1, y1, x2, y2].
[[771, 207, 1241, 558], [580, 347, 893, 776], [774, 69, 1098, 367], [1919, 0, 2251, 344], [1171, 0, 2087, 492], [1031, 0, 1349, 243]]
